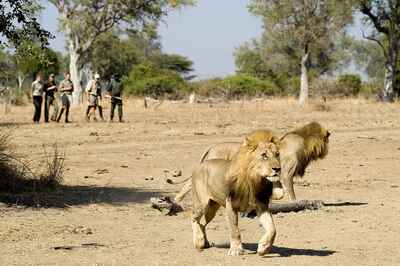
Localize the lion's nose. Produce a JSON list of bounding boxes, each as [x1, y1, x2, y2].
[[272, 167, 281, 173]]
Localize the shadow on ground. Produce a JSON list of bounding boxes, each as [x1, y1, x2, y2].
[[214, 243, 336, 257], [0, 185, 167, 208]]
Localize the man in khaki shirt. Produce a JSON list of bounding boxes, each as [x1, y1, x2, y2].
[[57, 72, 74, 123]]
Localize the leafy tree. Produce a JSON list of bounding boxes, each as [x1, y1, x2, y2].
[[86, 31, 142, 80], [124, 61, 187, 98], [0, 0, 50, 46], [150, 53, 194, 79], [12, 42, 60, 90], [358, 0, 400, 101], [248, 0, 354, 105], [48, 0, 193, 105]]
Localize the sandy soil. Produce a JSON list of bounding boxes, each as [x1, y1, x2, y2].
[[0, 98, 399, 266]]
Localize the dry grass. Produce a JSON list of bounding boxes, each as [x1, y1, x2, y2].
[[0, 130, 65, 193]]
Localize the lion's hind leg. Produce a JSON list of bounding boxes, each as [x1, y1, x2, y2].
[[192, 200, 217, 250]]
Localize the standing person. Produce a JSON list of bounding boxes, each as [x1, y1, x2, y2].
[[31, 73, 44, 124], [85, 73, 103, 121], [44, 73, 59, 122], [57, 73, 74, 123], [107, 74, 124, 122]]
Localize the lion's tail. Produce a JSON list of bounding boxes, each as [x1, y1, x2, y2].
[[199, 146, 212, 163]]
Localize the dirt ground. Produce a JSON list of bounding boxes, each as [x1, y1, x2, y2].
[[0, 98, 399, 266]]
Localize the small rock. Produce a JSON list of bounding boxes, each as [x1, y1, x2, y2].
[[89, 132, 99, 136], [172, 170, 182, 177]]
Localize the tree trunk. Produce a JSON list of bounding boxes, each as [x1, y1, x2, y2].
[[17, 73, 25, 91], [382, 40, 398, 102], [68, 41, 82, 106], [299, 51, 309, 106]]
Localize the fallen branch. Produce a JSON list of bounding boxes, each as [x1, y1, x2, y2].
[[269, 200, 324, 214], [150, 197, 365, 216]]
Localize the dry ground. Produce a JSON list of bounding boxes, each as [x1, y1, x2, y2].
[[0, 98, 399, 266]]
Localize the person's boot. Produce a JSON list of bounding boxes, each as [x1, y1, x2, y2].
[[56, 108, 64, 123], [85, 106, 90, 122], [98, 106, 104, 121], [65, 108, 70, 123]]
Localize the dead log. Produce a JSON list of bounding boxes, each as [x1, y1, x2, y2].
[[269, 200, 324, 214]]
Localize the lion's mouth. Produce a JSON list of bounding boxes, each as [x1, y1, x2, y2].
[[263, 174, 280, 182]]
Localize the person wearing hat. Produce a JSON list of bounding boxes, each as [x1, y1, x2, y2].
[[85, 73, 103, 121], [107, 74, 124, 122], [57, 72, 74, 123], [44, 73, 59, 122]]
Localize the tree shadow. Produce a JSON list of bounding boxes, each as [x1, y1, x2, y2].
[[0, 122, 34, 127], [0, 184, 167, 208], [323, 202, 367, 207], [213, 243, 335, 257]]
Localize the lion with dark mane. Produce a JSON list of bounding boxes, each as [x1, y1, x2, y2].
[[175, 122, 330, 202], [191, 129, 283, 256]]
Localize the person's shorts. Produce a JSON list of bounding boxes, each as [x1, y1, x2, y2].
[[61, 94, 72, 107], [88, 95, 98, 106]]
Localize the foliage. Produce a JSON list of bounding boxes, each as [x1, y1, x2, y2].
[[193, 74, 281, 99], [338, 74, 362, 95], [87, 31, 142, 80], [150, 53, 194, 79], [0, 0, 51, 47], [124, 62, 188, 98], [13, 41, 60, 79], [245, 0, 354, 103]]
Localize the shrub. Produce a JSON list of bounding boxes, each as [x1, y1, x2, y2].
[[194, 74, 280, 99], [124, 62, 188, 99], [337, 74, 362, 96]]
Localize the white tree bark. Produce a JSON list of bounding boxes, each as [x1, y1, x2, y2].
[[17, 72, 26, 91], [68, 40, 82, 106], [382, 40, 398, 102], [299, 51, 309, 106]]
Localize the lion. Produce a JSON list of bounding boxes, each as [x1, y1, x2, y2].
[[191, 129, 283, 256], [175, 122, 330, 202]]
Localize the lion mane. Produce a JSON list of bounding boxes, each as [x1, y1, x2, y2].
[[228, 130, 279, 209], [281, 121, 330, 177]]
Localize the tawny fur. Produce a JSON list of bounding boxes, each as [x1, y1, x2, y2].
[[174, 122, 330, 203], [190, 129, 282, 256]]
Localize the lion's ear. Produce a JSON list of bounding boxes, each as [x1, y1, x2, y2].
[[243, 137, 256, 150]]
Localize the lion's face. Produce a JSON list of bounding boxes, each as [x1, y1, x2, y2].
[[247, 142, 281, 182]]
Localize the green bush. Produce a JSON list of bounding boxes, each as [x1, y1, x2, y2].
[[194, 74, 280, 99], [124, 62, 188, 99], [338, 74, 362, 96]]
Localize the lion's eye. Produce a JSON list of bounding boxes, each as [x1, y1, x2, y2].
[[261, 153, 268, 160]]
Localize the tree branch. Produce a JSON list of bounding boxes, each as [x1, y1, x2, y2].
[[361, 30, 388, 59], [359, 1, 389, 34]]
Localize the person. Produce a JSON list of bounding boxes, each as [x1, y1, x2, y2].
[[44, 73, 59, 122], [85, 73, 103, 121], [107, 74, 124, 122], [57, 72, 74, 123], [31, 73, 44, 123]]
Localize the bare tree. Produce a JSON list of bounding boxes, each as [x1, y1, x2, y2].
[[359, 0, 400, 101]]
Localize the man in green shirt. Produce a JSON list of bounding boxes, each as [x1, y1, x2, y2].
[[31, 73, 44, 123], [57, 72, 74, 123], [107, 74, 124, 122]]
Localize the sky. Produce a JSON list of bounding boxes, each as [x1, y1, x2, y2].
[[41, 1, 366, 79]]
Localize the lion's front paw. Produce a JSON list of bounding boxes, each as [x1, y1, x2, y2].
[[257, 243, 272, 256], [228, 245, 245, 256]]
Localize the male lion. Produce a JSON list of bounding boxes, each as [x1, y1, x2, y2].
[[175, 122, 330, 202], [191, 129, 283, 256]]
